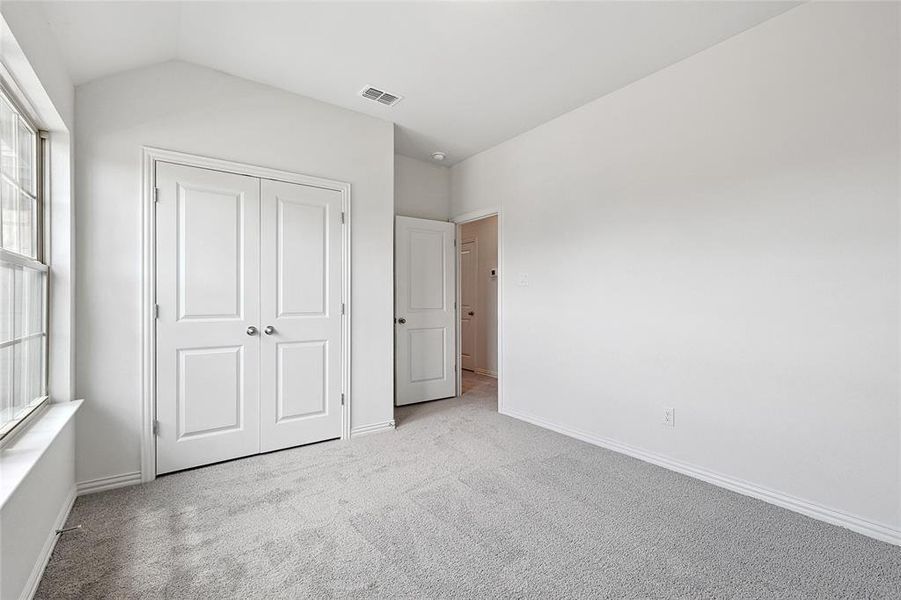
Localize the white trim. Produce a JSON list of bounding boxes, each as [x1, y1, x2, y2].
[[452, 207, 498, 225], [0, 332, 45, 350], [503, 407, 901, 547], [141, 147, 352, 483], [76, 471, 143, 496], [18, 485, 76, 600], [452, 208, 503, 412], [0, 249, 48, 272], [350, 420, 396, 437], [474, 368, 497, 378]]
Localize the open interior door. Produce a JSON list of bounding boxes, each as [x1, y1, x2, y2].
[[394, 216, 456, 406]]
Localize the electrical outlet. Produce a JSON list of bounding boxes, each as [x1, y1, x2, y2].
[[663, 407, 675, 427], [517, 272, 530, 287]]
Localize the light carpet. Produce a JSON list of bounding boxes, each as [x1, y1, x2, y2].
[[36, 373, 901, 598]]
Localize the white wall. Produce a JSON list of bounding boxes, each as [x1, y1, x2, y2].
[[1, 2, 74, 130], [460, 216, 498, 375], [451, 1, 901, 536], [75, 60, 395, 484], [394, 154, 450, 220], [0, 417, 76, 600]]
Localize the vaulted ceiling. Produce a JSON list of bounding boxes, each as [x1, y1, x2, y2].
[[34, 1, 799, 164]]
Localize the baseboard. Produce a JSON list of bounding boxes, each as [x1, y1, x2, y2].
[[502, 407, 901, 547], [76, 471, 142, 496], [351, 420, 396, 437], [19, 485, 76, 600], [474, 368, 498, 378]]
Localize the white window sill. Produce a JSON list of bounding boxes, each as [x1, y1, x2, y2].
[[0, 400, 82, 510]]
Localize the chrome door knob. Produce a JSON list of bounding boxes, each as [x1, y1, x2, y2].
[[397, 318, 406, 324], [246, 326, 258, 336], [264, 325, 275, 335]]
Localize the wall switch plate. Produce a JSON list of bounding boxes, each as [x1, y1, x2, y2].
[[663, 407, 675, 427], [517, 272, 530, 287]]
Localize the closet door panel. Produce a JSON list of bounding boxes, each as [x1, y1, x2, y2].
[[155, 162, 261, 474], [259, 179, 343, 452]]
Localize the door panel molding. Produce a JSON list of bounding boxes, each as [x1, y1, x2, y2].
[[275, 340, 328, 424], [141, 147, 351, 482], [176, 345, 244, 440]]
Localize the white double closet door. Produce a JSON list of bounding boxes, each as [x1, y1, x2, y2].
[[155, 162, 344, 474]]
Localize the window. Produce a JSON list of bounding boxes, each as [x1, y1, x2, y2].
[[0, 81, 46, 439]]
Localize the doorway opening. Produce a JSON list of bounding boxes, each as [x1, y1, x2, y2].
[[456, 213, 499, 410]]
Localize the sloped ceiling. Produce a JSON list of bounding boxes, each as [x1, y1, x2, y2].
[[36, 1, 799, 164]]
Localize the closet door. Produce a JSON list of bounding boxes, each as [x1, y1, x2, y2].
[[259, 179, 343, 452], [155, 163, 261, 474]]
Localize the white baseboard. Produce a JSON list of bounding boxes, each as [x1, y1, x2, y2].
[[351, 420, 396, 437], [502, 407, 901, 547], [19, 485, 77, 600], [76, 471, 142, 496], [474, 368, 498, 378]]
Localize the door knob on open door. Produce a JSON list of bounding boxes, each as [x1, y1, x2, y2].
[[468, 311, 475, 316], [264, 325, 275, 335], [246, 326, 258, 336], [397, 318, 406, 324]]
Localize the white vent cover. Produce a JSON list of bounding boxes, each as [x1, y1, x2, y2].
[[359, 85, 403, 106]]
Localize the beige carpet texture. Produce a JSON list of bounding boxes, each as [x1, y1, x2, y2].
[[36, 374, 901, 599]]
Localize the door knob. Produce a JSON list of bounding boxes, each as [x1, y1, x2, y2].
[[264, 325, 275, 335], [246, 326, 258, 336], [468, 311, 475, 316], [397, 318, 406, 324]]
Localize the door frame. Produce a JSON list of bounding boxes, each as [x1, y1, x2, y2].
[[452, 208, 503, 411], [140, 147, 352, 483]]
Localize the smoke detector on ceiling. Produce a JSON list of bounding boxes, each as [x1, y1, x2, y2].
[[431, 152, 447, 161], [359, 85, 403, 106]]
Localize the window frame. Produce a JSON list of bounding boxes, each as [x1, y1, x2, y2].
[[0, 75, 49, 442]]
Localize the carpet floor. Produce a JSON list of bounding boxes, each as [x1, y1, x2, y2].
[[37, 373, 901, 599]]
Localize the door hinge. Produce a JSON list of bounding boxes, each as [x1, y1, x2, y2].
[[341, 393, 345, 406], [154, 304, 159, 319], [341, 302, 346, 315], [341, 211, 345, 224], [454, 238, 457, 247], [154, 188, 160, 203], [152, 420, 160, 435]]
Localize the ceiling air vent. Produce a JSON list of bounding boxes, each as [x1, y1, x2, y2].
[[359, 86, 403, 106]]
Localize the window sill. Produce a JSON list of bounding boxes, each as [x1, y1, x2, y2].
[[0, 399, 82, 510]]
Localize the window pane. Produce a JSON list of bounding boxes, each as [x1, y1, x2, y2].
[[11, 266, 22, 339], [0, 343, 13, 425], [1, 177, 16, 253], [17, 118, 34, 194], [0, 98, 15, 180], [0, 262, 12, 343], [0, 262, 47, 434], [22, 266, 43, 335], [18, 191, 35, 258], [23, 335, 43, 405]]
